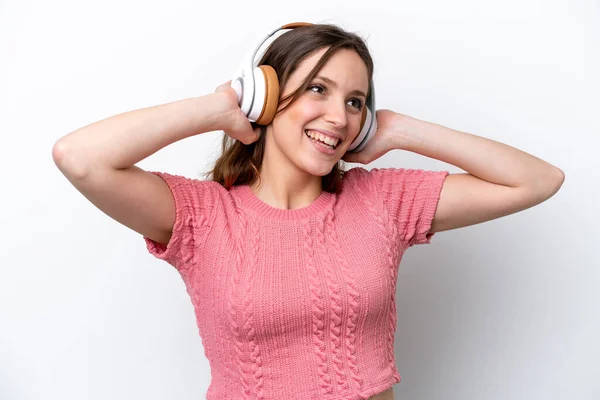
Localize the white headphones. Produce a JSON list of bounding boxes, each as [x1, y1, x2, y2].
[[230, 22, 377, 152]]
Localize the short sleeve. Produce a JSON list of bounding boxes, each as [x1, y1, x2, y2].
[[369, 167, 449, 247], [143, 171, 217, 271]]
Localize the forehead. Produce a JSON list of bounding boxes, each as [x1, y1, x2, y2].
[[286, 47, 369, 92]]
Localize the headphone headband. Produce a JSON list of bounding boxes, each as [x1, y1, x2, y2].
[[248, 22, 312, 71], [280, 22, 312, 29]]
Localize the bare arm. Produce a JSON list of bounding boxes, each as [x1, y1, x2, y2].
[[389, 112, 565, 233], [52, 87, 255, 245], [343, 109, 564, 234]]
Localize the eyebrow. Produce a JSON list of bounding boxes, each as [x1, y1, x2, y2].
[[314, 75, 368, 99]]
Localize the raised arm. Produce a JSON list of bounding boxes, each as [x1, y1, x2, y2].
[[342, 109, 565, 233], [52, 84, 256, 245]]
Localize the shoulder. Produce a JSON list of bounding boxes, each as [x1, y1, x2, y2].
[[339, 166, 387, 204], [343, 166, 447, 185], [342, 165, 411, 181], [150, 171, 223, 191], [341, 166, 406, 189], [149, 171, 234, 213], [341, 166, 449, 204], [341, 166, 371, 185]]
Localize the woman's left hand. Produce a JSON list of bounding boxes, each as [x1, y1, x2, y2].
[[342, 109, 402, 164]]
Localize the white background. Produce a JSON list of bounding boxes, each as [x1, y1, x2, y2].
[[1, 0, 598, 399]]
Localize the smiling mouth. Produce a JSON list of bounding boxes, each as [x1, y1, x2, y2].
[[304, 130, 340, 150]]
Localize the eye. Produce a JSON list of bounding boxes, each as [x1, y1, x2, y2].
[[308, 83, 326, 94], [308, 83, 364, 110], [348, 98, 364, 110]]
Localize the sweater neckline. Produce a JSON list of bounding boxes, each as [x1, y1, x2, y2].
[[233, 184, 335, 220]]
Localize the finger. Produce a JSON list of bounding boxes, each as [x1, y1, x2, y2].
[[215, 80, 233, 92], [238, 129, 261, 145], [246, 128, 261, 144], [236, 135, 252, 145]]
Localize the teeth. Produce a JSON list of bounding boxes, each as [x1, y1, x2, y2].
[[305, 130, 340, 148]]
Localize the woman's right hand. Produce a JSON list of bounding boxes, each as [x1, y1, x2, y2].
[[214, 81, 261, 145]]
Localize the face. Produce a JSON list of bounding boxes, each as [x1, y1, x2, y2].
[[266, 47, 370, 177]]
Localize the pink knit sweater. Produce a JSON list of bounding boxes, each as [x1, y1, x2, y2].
[[144, 166, 448, 400]]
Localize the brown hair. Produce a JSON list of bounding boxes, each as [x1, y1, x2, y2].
[[203, 24, 374, 193]]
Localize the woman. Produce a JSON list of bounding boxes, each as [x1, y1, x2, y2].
[[52, 23, 564, 400]]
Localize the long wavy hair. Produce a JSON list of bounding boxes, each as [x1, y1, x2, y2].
[[203, 24, 374, 194]]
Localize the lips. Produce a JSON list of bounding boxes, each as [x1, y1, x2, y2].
[[304, 129, 341, 149]]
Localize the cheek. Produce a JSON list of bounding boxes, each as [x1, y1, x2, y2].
[[348, 121, 362, 142], [273, 99, 362, 142], [286, 100, 321, 126], [272, 105, 318, 144]]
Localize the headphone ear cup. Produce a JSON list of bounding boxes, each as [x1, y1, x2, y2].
[[255, 65, 280, 125], [348, 106, 375, 152], [359, 106, 368, 132]]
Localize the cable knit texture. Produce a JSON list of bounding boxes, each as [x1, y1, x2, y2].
[[144, 166, 449, 399]]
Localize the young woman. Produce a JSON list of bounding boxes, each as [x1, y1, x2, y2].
[[52, 23, 564, 400]]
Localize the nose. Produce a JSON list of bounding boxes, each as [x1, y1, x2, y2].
[[323, 98, 347, 129]]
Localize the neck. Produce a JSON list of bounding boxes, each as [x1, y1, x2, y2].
[[250, 133, 323, 211]]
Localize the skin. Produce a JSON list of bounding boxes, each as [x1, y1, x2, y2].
[[243, 47, 565, 233], [53, 34, 562, 400], [250, 47, 369, 210]]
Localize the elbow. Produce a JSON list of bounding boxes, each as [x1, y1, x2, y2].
[[541, 166, 565, 200], [550, 166, 565, 193], [522, 166, 565, 204], [52, 138, 90, 181], [52, 139, 66, 168]]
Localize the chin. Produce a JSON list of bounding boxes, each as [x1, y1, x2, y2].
[[299, 144, 343, 174], [301, 159, 338, 177]]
